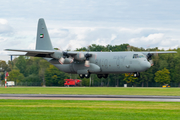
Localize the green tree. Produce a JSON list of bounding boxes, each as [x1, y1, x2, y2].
[[39, 59, 50, 86], [173, 64, 180, 87], [139, 66, 154, 87], [123, 73, 138, 87], [15, 56, 27, 76], [0, 60, 11, 81], [8, 69, 25, 85], [154, 68, 171, 86], [171, 49, 180, 87], [25, 57, 40, 75], [24, 74, 40, 86], [45, 65, 69, 86], [0, 60, 9, 71]]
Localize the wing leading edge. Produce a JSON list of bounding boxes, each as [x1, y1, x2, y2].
[[5, 49, 78, 58], [5, 49, 56, 58], [142, 51, 177, 55]]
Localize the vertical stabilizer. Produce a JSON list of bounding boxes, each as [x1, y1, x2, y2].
[[36, 18, 53, 50]]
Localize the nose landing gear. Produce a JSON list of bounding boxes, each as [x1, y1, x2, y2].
[[133, 72, 140, 78]]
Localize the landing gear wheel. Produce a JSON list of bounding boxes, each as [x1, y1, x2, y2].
[[103, 74, 108, 78], [138, 73, 140, 78], [85, 73, 90, 78], [79, 74, 85, 78], [133, 72, 140, 78], [97, 74, 102, 79]]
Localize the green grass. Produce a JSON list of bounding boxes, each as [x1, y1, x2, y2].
[[0, 99, 179, 120], [0, 87, 180, 96]]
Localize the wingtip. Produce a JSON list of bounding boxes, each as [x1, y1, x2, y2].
[[4, 49, 10, 51]]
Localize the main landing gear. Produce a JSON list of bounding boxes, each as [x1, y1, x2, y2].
[[133, 72, 140, 78], [79, 74, 109, 79], [97, 74, 108, 79], [79, 73, 91, 78]]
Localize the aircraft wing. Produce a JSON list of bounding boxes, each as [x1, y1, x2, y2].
[[5, 49, 55, 54], [5, 49, 55, 57], [4, 49, 78, 58], [142, 51, 177, 55]]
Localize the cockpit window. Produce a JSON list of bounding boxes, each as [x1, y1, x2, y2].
[[133, 54, 145, 58], [133, 54, 138, 58]]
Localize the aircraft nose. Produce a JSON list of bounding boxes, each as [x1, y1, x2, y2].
[[141, 61, 151, 70], [145, 62, 151, 69]]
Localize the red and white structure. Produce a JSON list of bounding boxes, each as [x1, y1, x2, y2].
[[5, 72, 9, 88]]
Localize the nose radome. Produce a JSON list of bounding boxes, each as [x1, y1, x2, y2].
[[140, 61, 151, 71], [144, 62, 151, 70]]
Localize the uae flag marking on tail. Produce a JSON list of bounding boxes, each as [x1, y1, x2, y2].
[[40, 34, 44, 38]]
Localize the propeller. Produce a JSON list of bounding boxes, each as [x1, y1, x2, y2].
[[146, 46, 154, 66], [82, 45, 97, 67], [57, 45, 74, 64], [84, 53, 92, 67], [146, 53, 153, 61], [146, 48, 158, 66], [79, 52, 85, 59], [84, 45, 93, 67], [57, 44, 96, 66]]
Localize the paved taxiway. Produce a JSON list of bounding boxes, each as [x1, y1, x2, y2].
[[0, 94, 180, 101]]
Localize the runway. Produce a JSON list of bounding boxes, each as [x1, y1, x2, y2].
[[0, 94, 180, 101]]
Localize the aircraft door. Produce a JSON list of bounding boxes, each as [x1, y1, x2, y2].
[[104, 59, 108, 69], [123, 56, 131, 71], [116, 59, 120, 68]]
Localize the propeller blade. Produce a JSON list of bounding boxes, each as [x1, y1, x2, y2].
[[69, 56, 74, 63], [59, 57, 65, 64], [155, 50, 158, 57], [149, 60, 154, 66], [93, 54, 97, 59], [85, 60, 90, 67], [79, 53, 84, 58]]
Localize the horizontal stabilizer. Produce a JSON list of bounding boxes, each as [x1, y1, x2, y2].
[[5, 49, 55, 54]]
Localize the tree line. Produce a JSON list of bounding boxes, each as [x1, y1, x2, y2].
[[0, 43, 180, 87]]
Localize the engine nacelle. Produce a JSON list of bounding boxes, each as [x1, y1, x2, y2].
[[64, 58, 74, 64], [49, 57, 73, 64], [73, 53, 86, 61], [50, 51, 63, 59]]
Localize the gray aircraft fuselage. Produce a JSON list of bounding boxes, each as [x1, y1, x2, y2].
[[46, 51, 151, 74]]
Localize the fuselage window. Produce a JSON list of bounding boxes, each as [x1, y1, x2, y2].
[[138, 55, 145, 58]]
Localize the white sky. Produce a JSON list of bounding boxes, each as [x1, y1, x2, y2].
[[0, 0, 180, 61]]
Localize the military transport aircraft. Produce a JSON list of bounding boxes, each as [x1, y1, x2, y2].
[[5, 18, 176, 78]]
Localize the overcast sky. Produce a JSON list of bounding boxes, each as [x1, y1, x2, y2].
[[0, 0, 180, 61]]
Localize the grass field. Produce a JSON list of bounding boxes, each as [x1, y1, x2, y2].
[[0, 99, 179, 120], [0, 87, 180, 120], [0, 87, 180, 96]]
